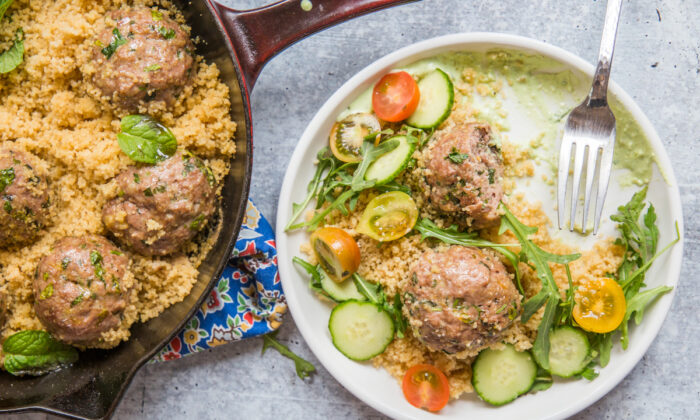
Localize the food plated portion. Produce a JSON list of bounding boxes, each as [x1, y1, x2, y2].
[[0, 0, 236, 374], [283, 45, 680, 414]]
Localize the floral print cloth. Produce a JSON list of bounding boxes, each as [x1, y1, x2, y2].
[[153, 199, 286, 361]]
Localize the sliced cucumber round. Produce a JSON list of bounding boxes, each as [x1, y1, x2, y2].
[[472, 344, 537, 406], [328, 300, 394, 361], [548, 326, 590, 378], [319, 268, 366, 302], [364, 135, 415, 185], [406, 68, 454, 129]]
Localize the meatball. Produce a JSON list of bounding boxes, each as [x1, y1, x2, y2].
[[0, 148, 52, 247], [401, 246, 521, 354], [102, 150, 217, 256], [92, 7, 195, 109], [33, 235, 133, 347], [422, 122, 504, 229]]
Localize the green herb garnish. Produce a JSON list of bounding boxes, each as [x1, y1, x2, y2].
[[70, 294, 83, 307], [39, 283, 53, 300], [144, 63, 161, 72], [100, 28, 127, 59], [157, 26, 176, 39], [0, 167, 15, 192], [262, 330, 315, 380], [90, 250, 105, 282], [133, 173, 140, 184], [61, 257, 71, 270], [445, 147, 469, 164], [292, 257, 333, 300], [353, 273, 407, 338], [488, 168, 496, 184], [117, 115, 177, 164], [0, 0, 15, 21], [0, 28, 23, 74], [143, 187, 153, 197], [189, 214, 205, 231], [3, 200, 11, 213], [151, 9, 163, 21], [3, 330, 78, 376]]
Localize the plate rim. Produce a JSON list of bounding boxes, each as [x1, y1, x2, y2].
[[275, 32, 684, 420]]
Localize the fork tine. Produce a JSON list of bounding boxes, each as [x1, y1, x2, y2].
[[581, 144, 601, 234], [557, 138, 574, 229], [594, 130, 616, 233], [569, 143, 587, 231]]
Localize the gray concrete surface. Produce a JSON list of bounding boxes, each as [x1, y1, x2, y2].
[[13, 0, 699, 419]]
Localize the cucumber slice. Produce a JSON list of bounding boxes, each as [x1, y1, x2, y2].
[[328, 300, 395, 361], [364, 135, 415, 185], [319, 268, 366, 302], [548, 326, 590, 378], [472, 344, 537, 406], [406, 69, 454, 129]]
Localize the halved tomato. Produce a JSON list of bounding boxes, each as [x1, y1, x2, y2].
[[573, 277, 626, 333], [372, 71, 420, 122], [309, 227, 361, 282], [356, 191, 418, 242], [402, 364, 450, 412]]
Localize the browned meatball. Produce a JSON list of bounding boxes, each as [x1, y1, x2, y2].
[[33, 235, 132, 347], [423, 122, 504, 229], [102, 150, 217, 256], [92, 7, 195, 109], [401, 246, 521, 354], [0, 148, 52, 247]]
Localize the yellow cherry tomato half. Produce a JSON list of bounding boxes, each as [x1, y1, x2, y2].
[[356, 191, 418, 242], [309, 227, 361, 283], [573, 277, 626, 333], [402, 364, 450, 412]]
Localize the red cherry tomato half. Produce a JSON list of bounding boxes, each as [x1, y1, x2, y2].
[[372, 71, 420, 122], [402, 364, 450, 412]]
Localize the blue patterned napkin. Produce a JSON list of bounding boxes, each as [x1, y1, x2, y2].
[[153, 199, 286, 361]]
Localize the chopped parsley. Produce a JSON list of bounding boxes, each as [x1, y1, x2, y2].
[[100, 28, 127, 59], [157, 26, 176, 39], [151, 9, 163, 21], [3, 200, 11, 213], [144, 187, 153, 197], [0, 167, 15, 193], [70, 294, 83, 307], [89, 250, 105, 282], [61, 257, 71, 270], [189, 214, 205, 231], [110, 250, 123, 256], [39, 283, 53, 300], [445, 147, 469, 164], [154, 185, 167, 193], [133, 173, 140, 184], [144, 64, 161, 72], [488, 168, 496, 184]]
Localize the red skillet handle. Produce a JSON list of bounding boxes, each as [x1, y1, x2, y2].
[[209, 0, 418, 91]]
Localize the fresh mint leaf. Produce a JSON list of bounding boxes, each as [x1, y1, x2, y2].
[[117, 115, 177, 164], [0, 29, 23, 74], [262, 331, 315, 380], [445, 147, 469, 164], [3, 330, 78, 376]]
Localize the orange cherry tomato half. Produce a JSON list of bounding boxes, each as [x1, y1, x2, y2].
[[309, 227, 361, 282], [402, 364, 450, 412], [573, 277, 626, 333], [372, 71, 420, 122]]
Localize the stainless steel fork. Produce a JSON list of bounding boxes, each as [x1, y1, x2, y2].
[[557, 0, 623, 234]]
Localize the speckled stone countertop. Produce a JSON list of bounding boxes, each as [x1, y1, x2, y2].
[[14, 0, 699, 419]]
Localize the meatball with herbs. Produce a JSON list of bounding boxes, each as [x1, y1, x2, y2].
[[422, 122, 504, 229], [92, 7, 195, 109], [33, 235, 132, 347], [102, 150, 217, 256], [0, 148, 53, 248], [401, 246, 521, 355]]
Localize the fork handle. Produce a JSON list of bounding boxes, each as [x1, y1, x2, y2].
[[589, 0, 623, 104]]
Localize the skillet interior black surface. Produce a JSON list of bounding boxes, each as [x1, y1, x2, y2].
[[0, 1, 252, 418]]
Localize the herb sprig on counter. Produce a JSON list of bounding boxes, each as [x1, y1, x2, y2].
[[262, 330, 315, 380]]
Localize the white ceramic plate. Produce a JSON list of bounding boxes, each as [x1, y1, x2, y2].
[[275, 33, 684, 420]]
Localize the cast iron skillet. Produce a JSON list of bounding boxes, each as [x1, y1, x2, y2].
[[0, 1, 414, 418]]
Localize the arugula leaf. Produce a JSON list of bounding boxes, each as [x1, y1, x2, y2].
[[350, 138, 399, 191], [0, 28, 23, 74], [499, 204, 580, 369], [529, 366, 553, 392], [292, 257, 334, 301], [3, 330, 78, 376], [262, 331, 316, 379], [353, 273, 407, 338], [0, 0, 14, 21], [117, 115, 177, 164], [414, 218, 523, 293], [620, 285, 672, 349], [286, 148, 335, 231]]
